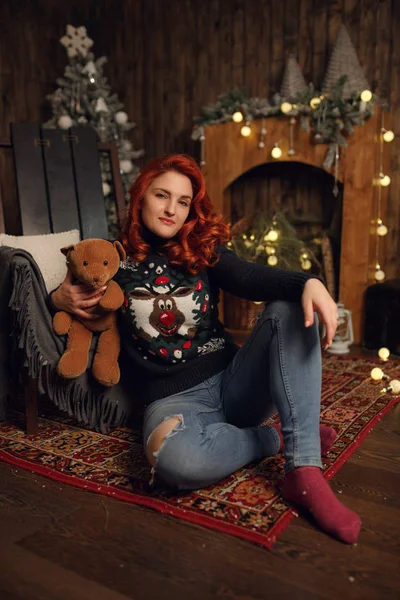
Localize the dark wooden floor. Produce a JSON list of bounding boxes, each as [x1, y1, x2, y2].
[[1, 397, 399, 600]]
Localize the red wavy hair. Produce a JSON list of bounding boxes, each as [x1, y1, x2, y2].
[[119, 154, 231, 274]]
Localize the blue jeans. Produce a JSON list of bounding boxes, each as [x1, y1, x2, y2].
[[143, 301, 323, 490]]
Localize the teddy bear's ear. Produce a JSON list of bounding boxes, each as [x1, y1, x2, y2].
[[113, 240, 126, 261], [60, 244, 75, 257]]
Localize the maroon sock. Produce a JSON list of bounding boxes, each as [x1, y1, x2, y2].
[[282, 467, 361, 544], [319, 424, 337, 457], [271, 423, 337, 456]]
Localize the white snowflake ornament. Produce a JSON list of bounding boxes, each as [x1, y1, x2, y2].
[[60, 25, 94, 58]]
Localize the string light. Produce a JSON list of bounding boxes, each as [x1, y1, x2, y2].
[[382, 129, 394, 143], [376, 221, 388, 236], [266, 229, 279, 242], [271, 143, 282, 159], [267, 255, 278, 266], [360, 90, 373, 102], [374, 264, 385, 282], [379, 173, 391, 187], [378, 347, 390, 361], [370, 367, 389, 381], [373, 110, 391, 285], [240, 122, 251, 137], [280, 102, 292, 114], [232, 111, 244, 123], [380, 380, 400, 395], [301, 259, 312, 271], [310, 97, 321, 109]]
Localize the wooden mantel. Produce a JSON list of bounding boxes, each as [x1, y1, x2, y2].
[[202, 111, 389, 344]]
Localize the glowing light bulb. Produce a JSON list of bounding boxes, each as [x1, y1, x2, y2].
[[377, 224, 388, 236], [253, 301, 263, 305], [265, 246, 276, 255], [267, 230, 279, 242], [383, 129, 394, 142], [370, 367, 384, 381], [310, 97, 321, 109], [232, 111, 244, 123], [241, 124, 251, 137], [250, 234, 255, 241], [267, 255, 278, 266], [227, 241, 232, 247], [281, 102, 293, 114], [301, 252, 309, 259], [378, 347, 390, 361], [379, 174, 391, 187], [360, 90, 373, 102], [271, 145, 282, 159], [242, 234, 247, 240], [302, 259, 312, 271], [375, 269, 385, 282], [380, 379, 400, 395]]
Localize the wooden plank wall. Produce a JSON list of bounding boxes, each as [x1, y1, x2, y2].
[[0, 0, 398, 277]]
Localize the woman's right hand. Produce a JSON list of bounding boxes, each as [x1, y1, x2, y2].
[[50, 270, 107, 320]]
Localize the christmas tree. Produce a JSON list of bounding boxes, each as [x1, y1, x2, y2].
[[322, 24, 370, 98], [229, 212, 322, 276], [44, 25, 144, 237], [280, 54, 308, 99]]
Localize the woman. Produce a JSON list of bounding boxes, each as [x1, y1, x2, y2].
[[51, 154, 361, 544]]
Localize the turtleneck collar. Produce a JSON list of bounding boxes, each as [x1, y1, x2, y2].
[[141, 225, 172, 249]]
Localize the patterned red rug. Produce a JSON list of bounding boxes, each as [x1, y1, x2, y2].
[[1, 355, 399, 549]]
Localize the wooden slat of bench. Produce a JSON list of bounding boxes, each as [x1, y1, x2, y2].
[[69, 127, 108, 240], [11, 123, 51, 235], [41, 128, 81, 234]]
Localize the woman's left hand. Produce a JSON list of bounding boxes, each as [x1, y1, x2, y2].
[[301, 278, 338, 350]]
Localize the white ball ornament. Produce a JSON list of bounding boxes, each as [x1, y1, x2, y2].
[[102, 182, 111, 196], [58, 115, 73, 129], [115, 111, 128, 125], [120, 159, 133, 173]]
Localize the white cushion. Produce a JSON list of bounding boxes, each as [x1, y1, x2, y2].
[[0, 229, 81, 293]]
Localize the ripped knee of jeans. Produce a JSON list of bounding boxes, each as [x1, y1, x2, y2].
[[145, 414, 184, 485]]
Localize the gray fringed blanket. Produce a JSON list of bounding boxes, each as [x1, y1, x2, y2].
[[0, 246, 138, 432]]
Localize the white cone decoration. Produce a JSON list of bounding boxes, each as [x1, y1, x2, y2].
[[280, 54, 308, 98], [322, 24, 370, 98], [95, 97, 109, 113]]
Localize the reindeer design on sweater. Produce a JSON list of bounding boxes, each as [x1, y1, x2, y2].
[[127, 281, 200, 342]]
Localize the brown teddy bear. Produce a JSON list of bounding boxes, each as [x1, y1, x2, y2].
[[53, 238, 126, 387]]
